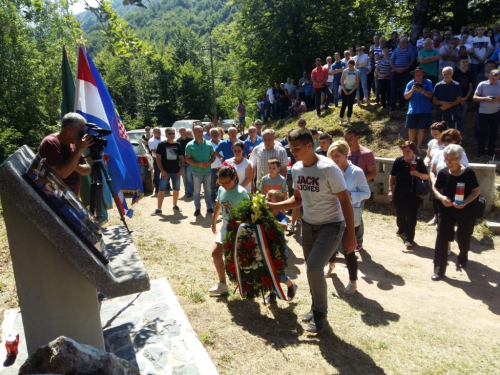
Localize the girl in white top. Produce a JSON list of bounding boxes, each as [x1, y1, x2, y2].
[[225, 141, 253, 192], [424, 121, 448, 167]]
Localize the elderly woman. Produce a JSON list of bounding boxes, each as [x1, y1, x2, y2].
[[388, 141, 429, 248], [324, 140, 371, 295], [432, 145, 480, 280], [225, 141, 252, 193]]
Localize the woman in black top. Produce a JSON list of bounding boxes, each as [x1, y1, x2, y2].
[[388, 141, 429, 248], [432, 144, 480, 280]]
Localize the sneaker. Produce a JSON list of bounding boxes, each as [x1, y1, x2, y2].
[[264, 293, 277, 304], [344, 282, 357, 296], [209, 282, 228, 296], [287, 283, 298, 301], [154, 189, 158, 196], [339, 119, 344, 126], [151, 209, 162, 216], [287, 223, 295, 233], [185, 194, 193, 198], [173, 205, 181, 212], [347, 118, 351, 124], [404, 240, 412, 248], [194, 209, 201, 216], [302, 310, 314, 322], [355, 245, 363, 252], [306, 311, 328, 334], [207, 208, 214, 214], [427, 217, 437, 226]]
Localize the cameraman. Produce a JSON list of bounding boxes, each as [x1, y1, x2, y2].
[[39, 112, 94, 196], [404, 66, 434, 155]]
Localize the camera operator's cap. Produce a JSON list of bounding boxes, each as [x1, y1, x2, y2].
[[410, 66, 428, 75]]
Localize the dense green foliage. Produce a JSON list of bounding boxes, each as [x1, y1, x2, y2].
[[0, 0, 80, 162], [2, 0, 499, 163]]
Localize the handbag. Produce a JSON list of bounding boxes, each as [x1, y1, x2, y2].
[[474, 195, 486, 219], [414, 176, 431, 198]]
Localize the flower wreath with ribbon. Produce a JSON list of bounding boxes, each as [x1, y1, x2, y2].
[[223, 192, 288, 300]]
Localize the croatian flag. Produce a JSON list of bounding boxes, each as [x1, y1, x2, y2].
[[75, 45, 143, 218]]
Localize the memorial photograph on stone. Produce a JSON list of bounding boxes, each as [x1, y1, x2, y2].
[[22, 154, 108, 265]]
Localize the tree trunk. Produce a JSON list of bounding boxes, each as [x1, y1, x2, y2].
[[410, 0, 430, 44], [453, 0, 469, 34]]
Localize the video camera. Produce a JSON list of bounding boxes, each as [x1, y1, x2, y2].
[[85, 123, 111, 153]]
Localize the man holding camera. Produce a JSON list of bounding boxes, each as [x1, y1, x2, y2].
[[38, 112, 94, 196], [404, 66, 434, 154]]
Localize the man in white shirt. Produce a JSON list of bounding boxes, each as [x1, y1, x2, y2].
[[417, 28, 431, 50], [467, 25, 492, 82], [148, 127, 167, 195], [266, 84, 275, 120]]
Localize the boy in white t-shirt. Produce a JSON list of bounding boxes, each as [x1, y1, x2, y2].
[[467, 25, 492, 81], [267, 128, 356, 334]]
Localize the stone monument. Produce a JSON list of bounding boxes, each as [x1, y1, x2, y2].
[[0, 146, 150, 354]]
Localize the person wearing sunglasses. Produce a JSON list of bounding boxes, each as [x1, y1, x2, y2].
[[473, 69, 500, 159], [431, 144, 480, 280], [152, 128, 184, 215]]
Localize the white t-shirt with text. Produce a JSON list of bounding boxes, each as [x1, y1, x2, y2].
[[292, 156, 346, 225]]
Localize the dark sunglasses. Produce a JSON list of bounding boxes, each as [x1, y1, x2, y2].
[[443, 138, 452, 143], [167, 132, 175, 135]]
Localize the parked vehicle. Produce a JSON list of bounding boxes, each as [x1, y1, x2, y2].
[[220, 119, 237, 133], [171, 119, 202, 137], [131, 140, 154, 193]]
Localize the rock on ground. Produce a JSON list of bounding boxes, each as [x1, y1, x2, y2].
[[18, 336, 139, 375]]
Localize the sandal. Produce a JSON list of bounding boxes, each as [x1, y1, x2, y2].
[[324, 263, 335, 278], [344, 282, 357, 296]]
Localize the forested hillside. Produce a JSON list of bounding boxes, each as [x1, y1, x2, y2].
[[1, 0, 498, 162]]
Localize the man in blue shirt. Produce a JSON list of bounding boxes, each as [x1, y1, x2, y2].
[[404, 66, 434, 154], [331, 52, 346, 107], [244, 125, 263, 155], [432, 67, 463, 130], [390, 36, 415, 111], [215, 127, 238, 161]]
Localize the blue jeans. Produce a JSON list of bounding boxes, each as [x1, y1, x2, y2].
[[192, 171, 213, 210], [182, 164, 194, 195], [332, 81, 340, 106], [356, 67, 369, 100], [301, 220, 345, 314], [211, 168, 219, 201], [390, 71, 410, 110]]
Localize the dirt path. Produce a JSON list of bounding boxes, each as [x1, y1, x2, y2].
[[1, 187, 499, 374], [120, 190, 500, 375]]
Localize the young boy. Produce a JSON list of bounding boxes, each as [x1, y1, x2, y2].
[[264, 190, 298, 303], [259, 157, 288, 198], [453, 57, 473, 131], [267, 128, 356, 334]]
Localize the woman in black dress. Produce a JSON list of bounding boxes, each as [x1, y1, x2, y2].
[[388, 141, 429, 248], [432, 144, 480, 280]]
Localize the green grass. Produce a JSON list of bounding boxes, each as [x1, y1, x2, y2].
[[198, 332, 215, 345]]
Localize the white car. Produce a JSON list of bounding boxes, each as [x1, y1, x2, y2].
[[220, 119, 238, 133]]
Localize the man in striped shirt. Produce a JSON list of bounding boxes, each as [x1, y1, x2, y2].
[[390, 36, 415, 111], [376, 46, 392, 108]]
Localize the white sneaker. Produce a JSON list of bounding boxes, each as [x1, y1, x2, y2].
[[287, 223, 295, 233], [427, 217, 437, 226], [404, 240, 412, 248], [209, 282, 228, 296]]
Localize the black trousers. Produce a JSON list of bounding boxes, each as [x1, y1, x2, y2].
[[378, 79, 391, 107], [394, 192, 421, 243], [340, 89, 357, 118], [434, 203, 475, 275], [328, 226, 360, 281], [314, 86, 331, 115], [477, 111, 500, 157]]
